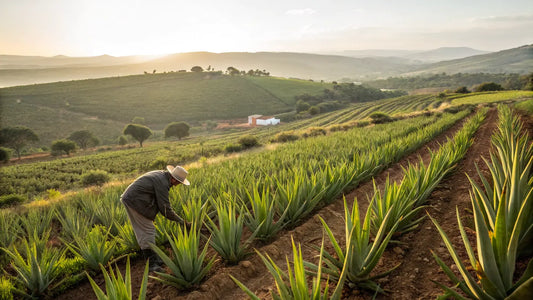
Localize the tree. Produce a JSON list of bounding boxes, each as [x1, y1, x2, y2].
[[51, 139, 77, 155], [164, 122, 190, 140], [68, 130, 99, 149], [474, 82, 504, 92], [118, 135, 128, 146], [191, 66, 204, 72], [226, 66, 240, 76], [0, 126, 39, 159], [296, 100, 310, 113], [123, 124, 152, 147]]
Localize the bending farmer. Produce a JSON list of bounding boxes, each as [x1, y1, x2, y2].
[[121, 165, 190, 272]]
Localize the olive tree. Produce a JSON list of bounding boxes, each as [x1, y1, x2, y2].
[[68, 130, 99, 149], [51, 139, 77, 155], [123, 124, 152, 147], [164, 122, 190, 140], [0, 126, 39, 159]]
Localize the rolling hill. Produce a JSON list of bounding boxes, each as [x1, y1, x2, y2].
[[404, 44, 533, 75], [0, 72, 330, 145], [0, 45, 530, 88]]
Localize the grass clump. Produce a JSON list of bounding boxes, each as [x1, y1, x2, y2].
[[80, 170, 111, 186], [0, 194, 26, 208]]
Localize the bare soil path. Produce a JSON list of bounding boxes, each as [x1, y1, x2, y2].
[[56, 109, 499, 300]]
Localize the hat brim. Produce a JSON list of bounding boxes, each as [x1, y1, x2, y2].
[[166, 165, 190, 186]]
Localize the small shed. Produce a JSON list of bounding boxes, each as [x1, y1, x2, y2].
[[248, 114, 280, 126]]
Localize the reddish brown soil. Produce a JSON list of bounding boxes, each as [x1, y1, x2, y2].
[[56, 109, 511, 300]]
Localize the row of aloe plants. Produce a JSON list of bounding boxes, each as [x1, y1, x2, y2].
[[0, 110, 470, 298], [431, 105, 533, 299], [230, 108, 487, 298]]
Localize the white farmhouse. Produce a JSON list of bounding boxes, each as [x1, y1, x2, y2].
[[248, 114, 280, 126]]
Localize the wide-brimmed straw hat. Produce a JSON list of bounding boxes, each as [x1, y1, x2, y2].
[[166, 165, 190, 185]]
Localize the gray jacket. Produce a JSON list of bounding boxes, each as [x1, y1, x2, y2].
[[121, 170, 182, 222]]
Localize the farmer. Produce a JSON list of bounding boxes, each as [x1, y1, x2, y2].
[[121, 165, 190, 272]]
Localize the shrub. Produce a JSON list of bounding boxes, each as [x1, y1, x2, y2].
[[224, 143, 242, 153], [369, 112, 393, 124], [80, 170, 111, 186], [51, 139, 77, 155], [474, 82, 504, 92], [302, 127, 327, 138], [238, 135, 259, 149], [271, 131, 300, 143], [444, 104, 474, 114], [0, 194, 26, 208], [0, 147, 10, 163], [150, 157, 168, 170], [455, 86, 470, 93], [308, 105, 320, 115]]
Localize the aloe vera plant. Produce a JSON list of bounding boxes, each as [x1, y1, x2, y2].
[[150, 223, 215, 289], [430, 206, 533, 299], [64, 225, 116, 271], [0, 276, 13, 300], [206, 194, 260, 264], [241, 181, 287, 241], [307, 197, 400, 293], [430, 106, 533, 299], [55, 206, 93, 242], [87, 257, 149, 300], [0, 211, 21, 251], [274, 168, 326, 228], [231, 237, 346, 300], [19, 208, 54, 237], [472, 105, 533, 256], [116, 222, 139, 252], [2, 239, 64, 298], [154, 214, 180, 245]]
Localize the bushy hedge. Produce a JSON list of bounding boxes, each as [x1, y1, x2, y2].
[[238, 135, 259, 149], [302, 127, 327, 138], [0, 194, 26, 208], [369, 112, 393, 124], [80, 170, 111, 186], [224, 143, 242, 153], [271, 131, 300, 143], [0, 148, 11, 163]]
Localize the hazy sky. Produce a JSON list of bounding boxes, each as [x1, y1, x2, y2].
[[1, 0, 532, 57]]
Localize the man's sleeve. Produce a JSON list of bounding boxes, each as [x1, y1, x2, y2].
[[153, 182, 183, 222]]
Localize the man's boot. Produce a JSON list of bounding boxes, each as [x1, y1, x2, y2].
[[141, 249, 164, 272]]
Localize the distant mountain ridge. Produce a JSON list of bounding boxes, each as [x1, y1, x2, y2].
[[0, 45, 530, 87], [405, 44, 533, 75]]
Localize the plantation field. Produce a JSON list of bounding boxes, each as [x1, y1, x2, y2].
[[1, 92, 454, 198], [450, 90, 533, 105], [0, 90, 531, 299], [1, 72, 330, 145]]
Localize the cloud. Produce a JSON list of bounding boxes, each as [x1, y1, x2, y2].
[[469, 13, 533, 24], [285, 8, 316, 15]]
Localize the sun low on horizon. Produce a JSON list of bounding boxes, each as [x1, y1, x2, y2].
[[0, 0, 532, 57]]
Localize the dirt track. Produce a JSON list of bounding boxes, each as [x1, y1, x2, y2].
[[57, 109, 502, 300]]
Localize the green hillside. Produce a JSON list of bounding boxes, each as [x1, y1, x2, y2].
[[0, 72, 329, 145], [405, 44, 532, 75]]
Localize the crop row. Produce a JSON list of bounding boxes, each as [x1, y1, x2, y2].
[[431, 105, 533, 299], [231, 106, 487, 299]]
